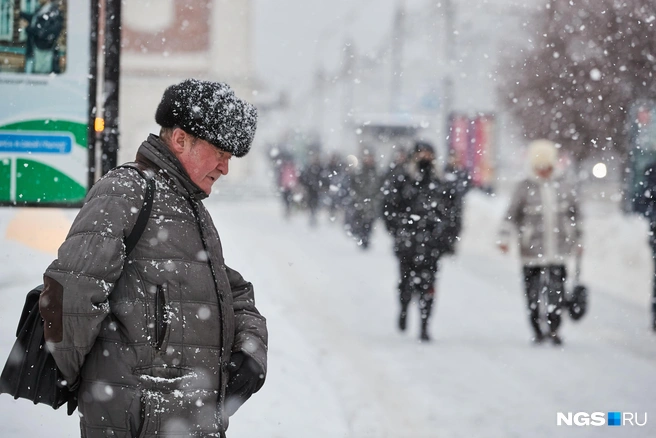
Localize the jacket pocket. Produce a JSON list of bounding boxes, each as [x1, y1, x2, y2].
[[152, 284, 170, 351]]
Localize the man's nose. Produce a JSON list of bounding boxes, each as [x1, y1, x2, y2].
[[217, 159, 229, 175]]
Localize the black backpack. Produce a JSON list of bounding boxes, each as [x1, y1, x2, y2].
[[0, 166, 155, 414]]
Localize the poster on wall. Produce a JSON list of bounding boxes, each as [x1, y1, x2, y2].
[[470, 114, 495, 191], [0, 0, 95, 206], [626, 100, 656, 214], [447, 113, 469, 169], [447, 112, 496, 191]]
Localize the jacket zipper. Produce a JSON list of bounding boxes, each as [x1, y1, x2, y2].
[[189, 200, 227, 427], [155, 285, 166, 350]]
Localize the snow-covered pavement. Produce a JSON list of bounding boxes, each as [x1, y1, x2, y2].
[[1, 191, 655, 437]]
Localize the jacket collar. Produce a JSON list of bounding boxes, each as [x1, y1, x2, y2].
[[137, 134, 208, 201]]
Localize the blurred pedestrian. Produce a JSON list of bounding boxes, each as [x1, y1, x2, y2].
[[641, 160, 656, 332], [346, 150, 380, 249], [39, 79, 268, 436], [277, 152, 299, 219], [498, 139, 582, 345], [381, 141, 449, 341], [324, 152, 350, 219], [299, 152, 325, 227], [440, 157, 470, 256]]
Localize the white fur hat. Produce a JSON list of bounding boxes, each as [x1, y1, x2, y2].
[[527, 139, 558, 170]]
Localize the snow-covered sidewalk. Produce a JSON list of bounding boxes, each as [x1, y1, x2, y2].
[[1, 191, 655, 437]]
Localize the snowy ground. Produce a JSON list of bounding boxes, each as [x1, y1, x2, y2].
[[0, 190, 655, 437]]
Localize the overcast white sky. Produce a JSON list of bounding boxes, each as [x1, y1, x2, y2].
[[251, 0, 537, 109], [253, 0, 399, 94]]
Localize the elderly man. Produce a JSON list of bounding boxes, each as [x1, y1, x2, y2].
[[39, 79, 268, 437]]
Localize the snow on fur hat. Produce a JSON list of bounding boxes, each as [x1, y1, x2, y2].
[[155, 79, 257, 157], [528, 139, 558, 170]]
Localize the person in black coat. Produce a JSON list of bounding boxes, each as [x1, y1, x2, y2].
[[642, 161, 656, 332], [300, 152, 325, 226], [381, 141, 449, 341], [346, 150, 380, 249], [440, 160, 470, 255]]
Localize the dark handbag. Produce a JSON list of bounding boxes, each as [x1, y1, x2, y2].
[[0, 166, 155, 413], [0, 286, 73, 411], [567, 254, 588, 321]]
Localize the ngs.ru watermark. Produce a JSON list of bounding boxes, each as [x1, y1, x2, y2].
[[557, 412, 647, 427]]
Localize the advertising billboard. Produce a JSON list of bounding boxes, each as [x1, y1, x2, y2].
[[448, 113, 469, 169], [448, 112, 496, 191], [626, 100, 656, 214], [0, 0, 96, 206], [470, 114, 495, 190]]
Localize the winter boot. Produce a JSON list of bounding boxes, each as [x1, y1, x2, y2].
[[398, 311, 407, 331], [549, 332, 563, 345], [419, 319, 431, 342], [530, 322, 544, 344], [398, 303, 408, 332]]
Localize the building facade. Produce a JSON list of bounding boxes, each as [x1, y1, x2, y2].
[[119, 0, 257, 184]]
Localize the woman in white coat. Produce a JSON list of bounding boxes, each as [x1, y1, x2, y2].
[[498, 140, 582, 345]]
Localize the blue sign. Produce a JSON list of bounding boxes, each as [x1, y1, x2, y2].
[[607, 412, 622, 426], [0, 133, 72, 153]]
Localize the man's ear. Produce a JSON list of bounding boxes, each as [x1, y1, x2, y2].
[[169, 128, 187, 156]]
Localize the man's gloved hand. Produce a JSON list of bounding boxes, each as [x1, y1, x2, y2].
[[225, 351, 265, 416]]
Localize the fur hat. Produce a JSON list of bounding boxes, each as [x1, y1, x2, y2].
[[527, 139, 557, 170], [155, 79, 257, 157]]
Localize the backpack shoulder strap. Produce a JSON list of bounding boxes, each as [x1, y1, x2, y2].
[[117, 163, 156, 257]]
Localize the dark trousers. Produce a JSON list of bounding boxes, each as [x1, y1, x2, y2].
[[398, 253, 438, 325], [523, 265, 566, 336], [306, 191, 319, 226], [350, 210, 374, 248], [281, 188, 293, 218]]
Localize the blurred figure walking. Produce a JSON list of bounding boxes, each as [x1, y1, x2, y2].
[[300, 152, 324, 227], [346, 150, 380, 249], [641, 160, 656, 332], [498, 139, 582, 345], [440, 157, 471, 256], [381, 141, 449, 342], [277, 152, 299, 219], [324, 152, 350, 220]]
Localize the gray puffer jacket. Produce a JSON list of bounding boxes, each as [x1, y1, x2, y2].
[[498, 174, 581, 266], [42, 135, 268, 437]]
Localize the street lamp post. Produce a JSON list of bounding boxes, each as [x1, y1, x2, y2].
[[442, 0, 455, 158], [390, 0, 405, 113], [101, 0, 121, 176]]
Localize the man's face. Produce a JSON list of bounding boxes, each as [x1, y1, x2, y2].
[[177, 136, 231, 195]]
